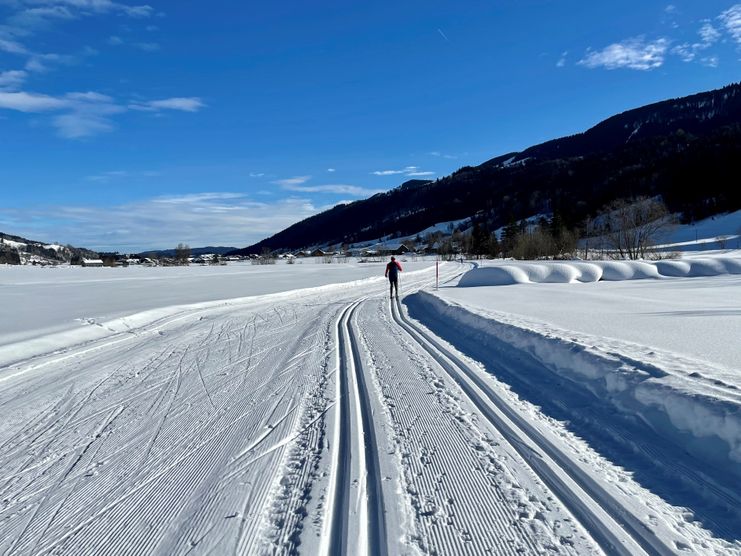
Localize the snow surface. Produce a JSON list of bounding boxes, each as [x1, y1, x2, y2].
[[0, 259, 433, 347], [454, 256, 741, 368], [1, 257, 740, 554]]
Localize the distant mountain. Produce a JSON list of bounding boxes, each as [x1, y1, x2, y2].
[[137, 246, 238, 258], [0, 232, 98, 265], [232, 82, 741, 255]]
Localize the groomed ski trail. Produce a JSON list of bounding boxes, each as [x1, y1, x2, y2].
[[320, 300, 388, 556], [389, 297, 672, 556], [2, 261, 732, 554]]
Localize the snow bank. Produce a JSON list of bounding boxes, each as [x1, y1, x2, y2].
[[458, 257, 741, 286], [408, 291, 741, 481]]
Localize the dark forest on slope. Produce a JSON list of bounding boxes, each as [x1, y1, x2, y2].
[[233, 82, 741, 255]]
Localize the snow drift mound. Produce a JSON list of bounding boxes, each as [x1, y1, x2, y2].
[[407, 291, 741, 482], [458, 257, 741, 287]]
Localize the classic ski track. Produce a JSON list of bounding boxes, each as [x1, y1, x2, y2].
[[391, 297, 681, 556], [459, 323, 741, 542], [323, 299, 388, 556], [0, 293, 336, 555], [0, 265, 451, 555]]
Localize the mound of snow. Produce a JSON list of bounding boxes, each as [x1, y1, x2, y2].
[[458, 257, 741, 287], [408, 291, 741, 480]]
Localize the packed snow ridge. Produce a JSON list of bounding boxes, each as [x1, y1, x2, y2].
[[419, 255, 741, 485], [458, 257, 741, 286]]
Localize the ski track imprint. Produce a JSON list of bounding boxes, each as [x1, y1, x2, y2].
[[4, 263, 730, 555]]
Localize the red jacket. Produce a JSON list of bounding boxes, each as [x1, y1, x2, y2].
[[385, 260, 402, 278]]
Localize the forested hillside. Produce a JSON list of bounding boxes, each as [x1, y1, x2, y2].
[[235, 82, 741, 254]]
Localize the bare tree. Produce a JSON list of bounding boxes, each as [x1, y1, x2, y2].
[[596, 197, 675, 260], [252, 246, 276, 265], [175, 243, 191, 265]]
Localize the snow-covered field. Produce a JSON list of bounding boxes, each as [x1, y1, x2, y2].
[[1, 254, 739, 555]]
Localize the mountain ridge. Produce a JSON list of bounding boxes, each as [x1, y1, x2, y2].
[[232, 81, 741, 255]]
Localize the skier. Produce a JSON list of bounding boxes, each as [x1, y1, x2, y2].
[[385, 256, 402, 299]]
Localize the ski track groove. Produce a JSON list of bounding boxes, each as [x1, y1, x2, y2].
[[323, 299, 390, 556], [3, 264, 687, 555], [0, 292, 339, 555], [358, 297, 565, 556], [391, 296, 680, 556]]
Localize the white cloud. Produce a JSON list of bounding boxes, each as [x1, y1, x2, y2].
[[133, 41, 158, 51], [3, 193, 323, 252], [671, 43, 696, 62], [24, 52, 77, 73], [129, 97, 204, 112], [280, 184, 384, 196], [556, 50, 567, 67], [0, 90, 69, 111], [66, 91, 113, 102], [372, 169, 405, 176], [406, 171, 435, 177], [0, 89, 203, 137], [428, 151, 459, 160], [371, 165, 434, 177], [272, 175, 311, 187], [53, 112, 114, 137], [670, 20, 722, 63], [579, 37, 669, 70], [107, 35, 123, 45], [0, 69, 27, 90], [327, 168, 336, 172], [720, 4, 741, 44], [8, 1, 154, 19], [86, 169, 159, 182], [0, 37, 29, 55], [701, 55, 719, 67], [699, 22, 721, 44], [372, 165, 419, 176], [248, 172, 265, 178]]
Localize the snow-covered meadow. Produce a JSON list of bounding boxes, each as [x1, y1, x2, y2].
[[1, 251, 740, 554]]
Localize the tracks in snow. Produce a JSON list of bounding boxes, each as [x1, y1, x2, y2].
[[390, 297, 676, 556], [323, 300, 388, 556]]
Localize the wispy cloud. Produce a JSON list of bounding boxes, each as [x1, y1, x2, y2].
[[437, 28, 450, 43], [428, 151, 460, 160], [0, 37, 30, 55], [0, 69, 28, 90], [5, 1, 153, 23], [86, 169, 160, 182], [0, 90, 69, 111], [699, 22, 721, 44], [579, 37, 669, 70], [0, 90, 204, 137], [720, 4, 741, 44], [406, 171, 435, 177], [578, 5, 741, 71], [671, 21, 721, 62], [1, 193, 322, 252], [280, 184, 384, 196], [371, 165, 435, 177], [133, 41, 159, 51], [327, 168, 336, 172], [129, 97, 204, 112], [272, 175, 311, 187]]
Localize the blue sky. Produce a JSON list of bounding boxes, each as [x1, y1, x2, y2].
[[1, 0, 740, 252]]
